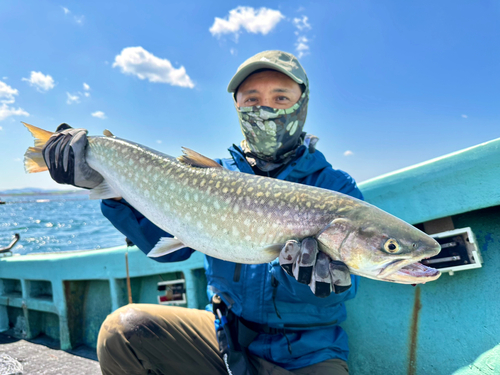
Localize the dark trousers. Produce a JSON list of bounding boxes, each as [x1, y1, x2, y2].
[[97, 304, 349, 375]]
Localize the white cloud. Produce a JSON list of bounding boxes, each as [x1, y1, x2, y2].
[[293, 16, 311, 31], [293, 16, 312, 58], [61, 7, 84, 25], [66, 92, 80, 104], [156, 140, 162, 144], [461, 114, 468, 118], [91, 111, 106, 119], [83, 83, 91, 97], [0, 126, 2, 130], [74, 15, 84, 25], [209, 7, 284, 38], [343, 150, 354, 156], [113, 47, 195, 88], [0, 81, 18, 104], [0, 104, 29, 121], [230, 48, 237, 56], [0, 81, 29, 121], [22, 71, 55, 92]]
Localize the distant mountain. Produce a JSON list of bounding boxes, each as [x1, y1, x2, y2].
[[0, 188, 84, 196]]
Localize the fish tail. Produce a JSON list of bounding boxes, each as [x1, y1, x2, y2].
[[22, 122, 54, 173]]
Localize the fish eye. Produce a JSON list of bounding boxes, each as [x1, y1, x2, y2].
[[384, 239, 400, 253]]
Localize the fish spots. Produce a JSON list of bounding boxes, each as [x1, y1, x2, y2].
[[144, 190, 150, 198], [197, 221, 204, 229], [237, 187, 242, 195], [245, 235, 252, 241], [201, 180, 206, 187], [214, 201, 220, 210], [128, 159, 134, 165], [212, 224, 218, 231], [233, 204, 240, 214], [306, 201, 311, 208], [274, 192, 282, 198], [232, 227, 240, 236], [184, 193, 190, 201], [256, 192, 264, 197], [202, 205, 208, 213], [216, 181, 221, 188], [222, 187, 228, 194], [194, 194, 199, 202], [247, 187, 254, 192], [243, 218, 251, 226]]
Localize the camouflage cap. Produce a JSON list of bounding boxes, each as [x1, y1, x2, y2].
[[227, 50, 309, 93]]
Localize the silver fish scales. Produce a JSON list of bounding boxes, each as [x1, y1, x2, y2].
[[24, 123, 441, 284]]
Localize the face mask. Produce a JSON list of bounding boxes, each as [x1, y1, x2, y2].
[[235, 91, 309, 162]]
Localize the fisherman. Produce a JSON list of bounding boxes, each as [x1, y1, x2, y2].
[[42, 50, 364, 375]]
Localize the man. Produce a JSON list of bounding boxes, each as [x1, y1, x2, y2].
[[43, 50, 363, 375]]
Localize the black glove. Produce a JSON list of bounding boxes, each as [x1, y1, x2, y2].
[[42, 123, 104, 189], [279, 238, 352, 298]]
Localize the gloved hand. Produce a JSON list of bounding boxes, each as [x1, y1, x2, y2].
[[42, 123, 104, 189], [279, 238, 352, 297]]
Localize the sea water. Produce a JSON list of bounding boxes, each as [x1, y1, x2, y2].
[[0, 193, 125, 255]]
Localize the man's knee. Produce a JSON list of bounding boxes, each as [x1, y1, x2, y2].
[[99, 304, 163, 343], [97, 304, 166, 361]]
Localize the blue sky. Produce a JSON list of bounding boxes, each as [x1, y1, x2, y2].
[[1, 0, 499, 191]]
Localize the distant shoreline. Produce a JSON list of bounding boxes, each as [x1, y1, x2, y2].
[[0, 190, 87, 197]]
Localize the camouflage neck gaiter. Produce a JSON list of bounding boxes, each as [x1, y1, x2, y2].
[[235, 91, 309, 165]]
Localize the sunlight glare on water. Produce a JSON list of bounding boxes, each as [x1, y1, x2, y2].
[[0, 193, 126, 254]]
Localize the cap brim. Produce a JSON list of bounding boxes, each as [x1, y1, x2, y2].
[[227, 61, 304, 93]]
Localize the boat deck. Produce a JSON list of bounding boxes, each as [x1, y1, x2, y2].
[[0, 333, 100, 375]]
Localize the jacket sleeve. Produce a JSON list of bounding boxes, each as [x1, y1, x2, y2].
[[101, 198, 195, 262], [313, 167, 364, 201]]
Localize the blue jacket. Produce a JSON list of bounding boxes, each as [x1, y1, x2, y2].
[[101, 143, 364, 370]]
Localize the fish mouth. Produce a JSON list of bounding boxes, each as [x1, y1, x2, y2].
[[378, 257, 441, 284]]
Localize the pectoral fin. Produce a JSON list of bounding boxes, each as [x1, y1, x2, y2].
[[148, 237, 187, 258], [89, 180, 121, 200]]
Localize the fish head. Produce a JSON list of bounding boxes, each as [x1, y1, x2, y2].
[[316, 212, 442, 284]]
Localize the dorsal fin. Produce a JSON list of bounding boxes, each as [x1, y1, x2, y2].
[[103, 129, 115, 137], [177, 147, 222, 168]]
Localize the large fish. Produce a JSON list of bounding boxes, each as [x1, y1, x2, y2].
[[23, 123, 441, 284]]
